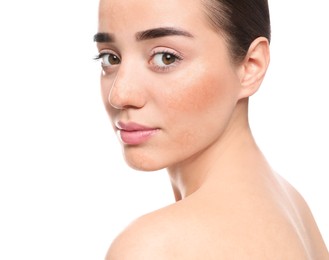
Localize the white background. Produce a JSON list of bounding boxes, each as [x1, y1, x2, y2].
[[0, 1, 328, 259]]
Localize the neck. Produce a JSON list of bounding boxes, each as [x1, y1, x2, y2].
[[167, 99, 266, 201]]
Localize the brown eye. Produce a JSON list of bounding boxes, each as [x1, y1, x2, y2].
[[100, 53, 121, 66], [107, 54, 120, 65], [162, 53, 176, 65], [153, 52, 179, 68]]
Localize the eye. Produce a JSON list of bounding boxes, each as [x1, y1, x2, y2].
[[153, 53, 176, 66], [95, 52, 121, 67], [150, 51, 183, 71]]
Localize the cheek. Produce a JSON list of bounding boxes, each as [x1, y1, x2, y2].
[[100, 76, 115, 118], [153, 65, 240, 150], [100, 76, 109, 104], [158, 66, 237, 118]]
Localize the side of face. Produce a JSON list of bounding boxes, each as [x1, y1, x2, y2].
[[97, 0, 247, 171]]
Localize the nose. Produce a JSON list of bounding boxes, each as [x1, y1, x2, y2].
[[108, 66, 146, 110]]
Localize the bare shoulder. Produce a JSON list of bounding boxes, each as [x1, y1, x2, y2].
[[105, 197, 232, 259], [275, 174, 329, 259], [105, 179, 329, 259], [105, 202, 189, 260]]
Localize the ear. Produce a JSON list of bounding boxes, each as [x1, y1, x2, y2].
[[237, 37, 270, 99]]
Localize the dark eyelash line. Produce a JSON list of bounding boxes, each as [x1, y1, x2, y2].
[[93, 53, 103, 61], [151, 50, 183, 61], [149, 50, 183, 73], [94, 50, 183, 61], [94, 49, 183, 74], [94, 52, 111, 61]]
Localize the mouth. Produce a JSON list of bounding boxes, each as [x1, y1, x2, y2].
[[115, 121, 159, 145]]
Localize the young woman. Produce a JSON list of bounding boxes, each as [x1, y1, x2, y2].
[[94, 0, 329, 258]]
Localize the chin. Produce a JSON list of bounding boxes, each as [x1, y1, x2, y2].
[[123, 152, 166, 172], [125, 160, 165, 172]]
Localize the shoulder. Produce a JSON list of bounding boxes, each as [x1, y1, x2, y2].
[[105, 189, 314, 260], [105, 203, 185, 260], [275, 174, 329, 258], [105, 197, 220, 259]]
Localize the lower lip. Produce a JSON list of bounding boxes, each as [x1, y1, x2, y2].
[[118, 129, 158, 145]]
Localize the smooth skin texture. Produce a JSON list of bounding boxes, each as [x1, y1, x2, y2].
[[96, 0, 329, 258]]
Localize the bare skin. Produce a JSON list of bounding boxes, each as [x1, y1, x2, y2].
[[106, 103, 328, 259], [96, 0, 329, 258]]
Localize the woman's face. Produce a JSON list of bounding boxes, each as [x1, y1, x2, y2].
[[97, 0, 244, 171]]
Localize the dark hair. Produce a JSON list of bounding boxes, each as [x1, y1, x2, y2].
[[202, 0, 271, 64]]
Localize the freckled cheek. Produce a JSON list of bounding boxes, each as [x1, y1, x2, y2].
[[151, 69, 239, 152], [158, 70, 233, 115]]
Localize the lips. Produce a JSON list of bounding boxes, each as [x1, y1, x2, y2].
[[115, 121, 159, 145]]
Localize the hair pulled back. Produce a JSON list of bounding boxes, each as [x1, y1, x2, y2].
[[203, 0, 271, 64]]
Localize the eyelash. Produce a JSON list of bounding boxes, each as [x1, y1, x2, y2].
[[94, 49, 183, 72], [94, 52, 120, 65], [150, 50, 183, 72]]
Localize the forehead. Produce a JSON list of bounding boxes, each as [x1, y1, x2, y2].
[[98, 0, 208, 34]]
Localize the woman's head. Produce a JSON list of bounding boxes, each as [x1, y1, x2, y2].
[[202, 0, 271, 64], [96, 0, 270, 171]]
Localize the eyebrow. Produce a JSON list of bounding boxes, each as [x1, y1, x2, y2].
[[93, 27, 194, 43], [135, 27, 194, 41], [93, 32, 115, 43]]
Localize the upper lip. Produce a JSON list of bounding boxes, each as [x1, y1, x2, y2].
[[115, 121, 157, 131]]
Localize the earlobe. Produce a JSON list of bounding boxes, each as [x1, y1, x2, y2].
[[238, 37, 270, 99]]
